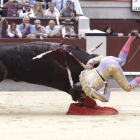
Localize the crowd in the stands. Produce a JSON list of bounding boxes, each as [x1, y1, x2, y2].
[[0, 0, 78, 38], [0, 0, 133, 39], [0, 0, 76, 17]]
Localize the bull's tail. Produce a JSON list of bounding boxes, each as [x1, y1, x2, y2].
[[0, 60, 8, 82]]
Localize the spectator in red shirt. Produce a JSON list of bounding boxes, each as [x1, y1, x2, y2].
[[7, 23, 22, 38], [3, 0, 23, 17]]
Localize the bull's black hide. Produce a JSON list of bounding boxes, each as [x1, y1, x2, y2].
[[0, 42, 98, 92]]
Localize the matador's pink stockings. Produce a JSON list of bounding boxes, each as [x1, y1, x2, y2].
[[121, 36, 136, 54], [135, 77, 140, 85], [121, 35, 140, 85]]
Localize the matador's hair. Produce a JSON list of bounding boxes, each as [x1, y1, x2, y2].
[[68, 85, 85, 103]]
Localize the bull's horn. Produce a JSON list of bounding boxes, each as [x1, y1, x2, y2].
[[88, 42, 103, 54]]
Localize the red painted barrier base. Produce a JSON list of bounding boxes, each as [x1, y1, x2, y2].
[[67, 97, 118, 115]]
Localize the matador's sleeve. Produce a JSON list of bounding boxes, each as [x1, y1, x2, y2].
[[89, 87, 111, 102], [84, 56, 104, 70]]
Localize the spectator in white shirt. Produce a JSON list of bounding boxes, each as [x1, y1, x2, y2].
[[7, 23, 22, 38], [44, 3, 59, 17], [18, 2, 34, 17], [61, 19, 82, 39], [33, 19, 46, 38], [61, 19, 75, 35], [46, 20, 59, 37]]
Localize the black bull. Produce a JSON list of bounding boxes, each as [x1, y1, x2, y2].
[[0, 42, 98, 93]]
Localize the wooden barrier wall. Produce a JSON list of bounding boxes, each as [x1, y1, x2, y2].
[[90, 19, 139, 36], [0, 38, 86, 50]]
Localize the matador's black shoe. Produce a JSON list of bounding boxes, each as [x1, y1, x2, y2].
[[131, 31, 139, 39]]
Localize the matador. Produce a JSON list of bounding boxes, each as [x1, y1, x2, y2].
[[69, 31, 140, 102]]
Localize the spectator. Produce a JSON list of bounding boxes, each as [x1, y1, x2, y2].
[[128, 29, 140, 37], [3, 0, 23, 17], [51, 0, 72, 11], [32, 1, 43, 17], [59, 1, 74, 17], [46, 20, 59, 37], [33, 19, 46, 37], [18, 2, 34, 17], [61, 19, 75, 36], [19, 15, 35, 36], [61, 19, 82, 39], [26, 33, 36, 38], [104, 26, 124, 36], [6, 23, 22, 38], [0, 17, 8, 38], [44, 3, 59, 17], [35, 0, 51, 9]]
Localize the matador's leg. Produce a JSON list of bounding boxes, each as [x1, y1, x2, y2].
[[118, 34, 137, 66], [97, 57, 140, 91], [121, 34, 136, 55]]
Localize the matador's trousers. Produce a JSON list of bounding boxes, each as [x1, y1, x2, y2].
[[96, 55, 139, 92]]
